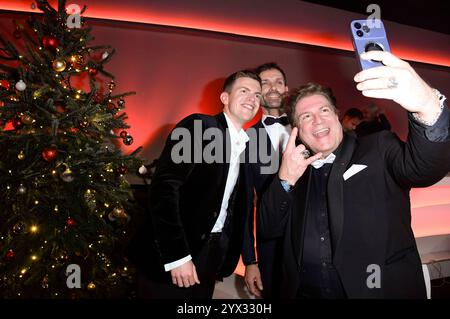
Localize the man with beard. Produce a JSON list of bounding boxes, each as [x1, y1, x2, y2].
[[242, 63, 290, 298]]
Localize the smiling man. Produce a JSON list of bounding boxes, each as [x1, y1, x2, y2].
[[129, 70, 261, 299], [258, 51, 450, 299], [242, 63, 291, 299]]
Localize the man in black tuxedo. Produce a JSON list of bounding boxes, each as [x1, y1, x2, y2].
[[129, 70, 261, 299], [258, 51, 450, 298], [242, 63, 290, 298]]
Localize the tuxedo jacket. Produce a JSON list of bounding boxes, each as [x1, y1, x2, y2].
[[258, 120, 450, 298], [242, 121, 282, 264], [129, 113, 249, 283]]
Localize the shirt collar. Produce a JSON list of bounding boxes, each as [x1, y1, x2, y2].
[[223, 112, 249, 144]]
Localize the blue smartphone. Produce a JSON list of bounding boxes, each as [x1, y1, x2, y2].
[[350, 19, 391, 70]]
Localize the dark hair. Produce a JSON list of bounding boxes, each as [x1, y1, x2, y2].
[[343, 107, 363, 120], [255, 62, 287, 84], [223, 70, 261, 92], [286, 82, 337, 127]]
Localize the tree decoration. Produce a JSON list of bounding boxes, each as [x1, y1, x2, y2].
[[52, 59, 66, 72], [42, 35, 59, 50], [116, 165, 128, 175], [0, 80, 11, 90], [66, 217, 76, 227], [5, 250, 15, 260], [41, 147, 58, 162], [59, 166, 74, 182], [17, 150, 25, 160], [15, 80, 27, 91], [12, 117, 24, 129], [123, 135, 133, 145]]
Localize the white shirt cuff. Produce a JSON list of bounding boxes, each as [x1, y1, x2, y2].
[[164, 255, 192, 272]]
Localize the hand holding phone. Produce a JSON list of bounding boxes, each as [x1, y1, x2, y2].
[[350, 19, 391, 70]]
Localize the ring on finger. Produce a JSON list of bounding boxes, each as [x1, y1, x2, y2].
[[387, 76, 398, 89], [301, 150, 310, 159]]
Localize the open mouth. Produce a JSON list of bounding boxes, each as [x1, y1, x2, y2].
[[265, 92, 282, 99], [242, 104, 255, 111], [313, 128, 330, 137]]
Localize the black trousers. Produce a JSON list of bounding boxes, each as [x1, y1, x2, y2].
[[137, 232, 228, 299]]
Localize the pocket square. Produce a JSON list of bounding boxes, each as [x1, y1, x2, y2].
[[343, 164, 367, 181]]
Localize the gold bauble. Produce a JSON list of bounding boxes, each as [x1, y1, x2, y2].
[[87, 282, 96, 290], [52, 59, 66, 72], [18, 150, 25, 160], [112, 207, 126, 218], [104, 163, 114, 173], [60, 167, 74, 182], [33, 90, 42, 99]]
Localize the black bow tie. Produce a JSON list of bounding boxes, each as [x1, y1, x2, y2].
[[263, 116, 289, 126]]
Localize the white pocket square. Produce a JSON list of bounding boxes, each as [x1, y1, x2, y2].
[[343, 164, 367, 181]]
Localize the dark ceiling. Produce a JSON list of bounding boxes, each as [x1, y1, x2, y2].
[[302, 0, 450, 35]]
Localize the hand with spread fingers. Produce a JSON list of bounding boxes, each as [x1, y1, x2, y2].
[[278, 127, 323, 186], [354, 51, 442, 124]]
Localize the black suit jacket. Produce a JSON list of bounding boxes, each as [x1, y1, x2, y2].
[[242, 121, 282, 264], [258, 119, 450, 298], [129, 113, 249, 283]]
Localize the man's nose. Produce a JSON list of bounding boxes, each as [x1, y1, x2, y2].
[[312, 113, 323, 124]]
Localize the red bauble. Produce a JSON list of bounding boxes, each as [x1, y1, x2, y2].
[[107, 102, 116, 110], [119, 130, 128, 138], [6, 250, 15, 260], [116, 165, 128, 175], [42, 147, 58, 162], [56, 105, 66, 113], [0, 80, 10, 90], [12, 117, 24, 129], [42, 35, 59, 50], [123, 135, 133, 145], [93, 92, 104, 103], [88, 68, 98, 76], [66, 217, 76, 227]]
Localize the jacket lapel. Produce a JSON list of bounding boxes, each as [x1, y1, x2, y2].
[[327, 133, 356, 256], [216, 113, 231, 206]]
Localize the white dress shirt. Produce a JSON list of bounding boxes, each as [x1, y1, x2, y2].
[[164, 113, 249, 271], [261, 114, 291, 152]]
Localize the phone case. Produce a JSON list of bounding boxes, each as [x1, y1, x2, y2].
[[350, 19, 391, 70]]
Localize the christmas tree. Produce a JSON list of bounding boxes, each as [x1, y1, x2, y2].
[[0, 0, 142, 298]]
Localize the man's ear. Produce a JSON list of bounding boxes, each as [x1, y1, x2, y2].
[[220, 92, 229, 105]]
